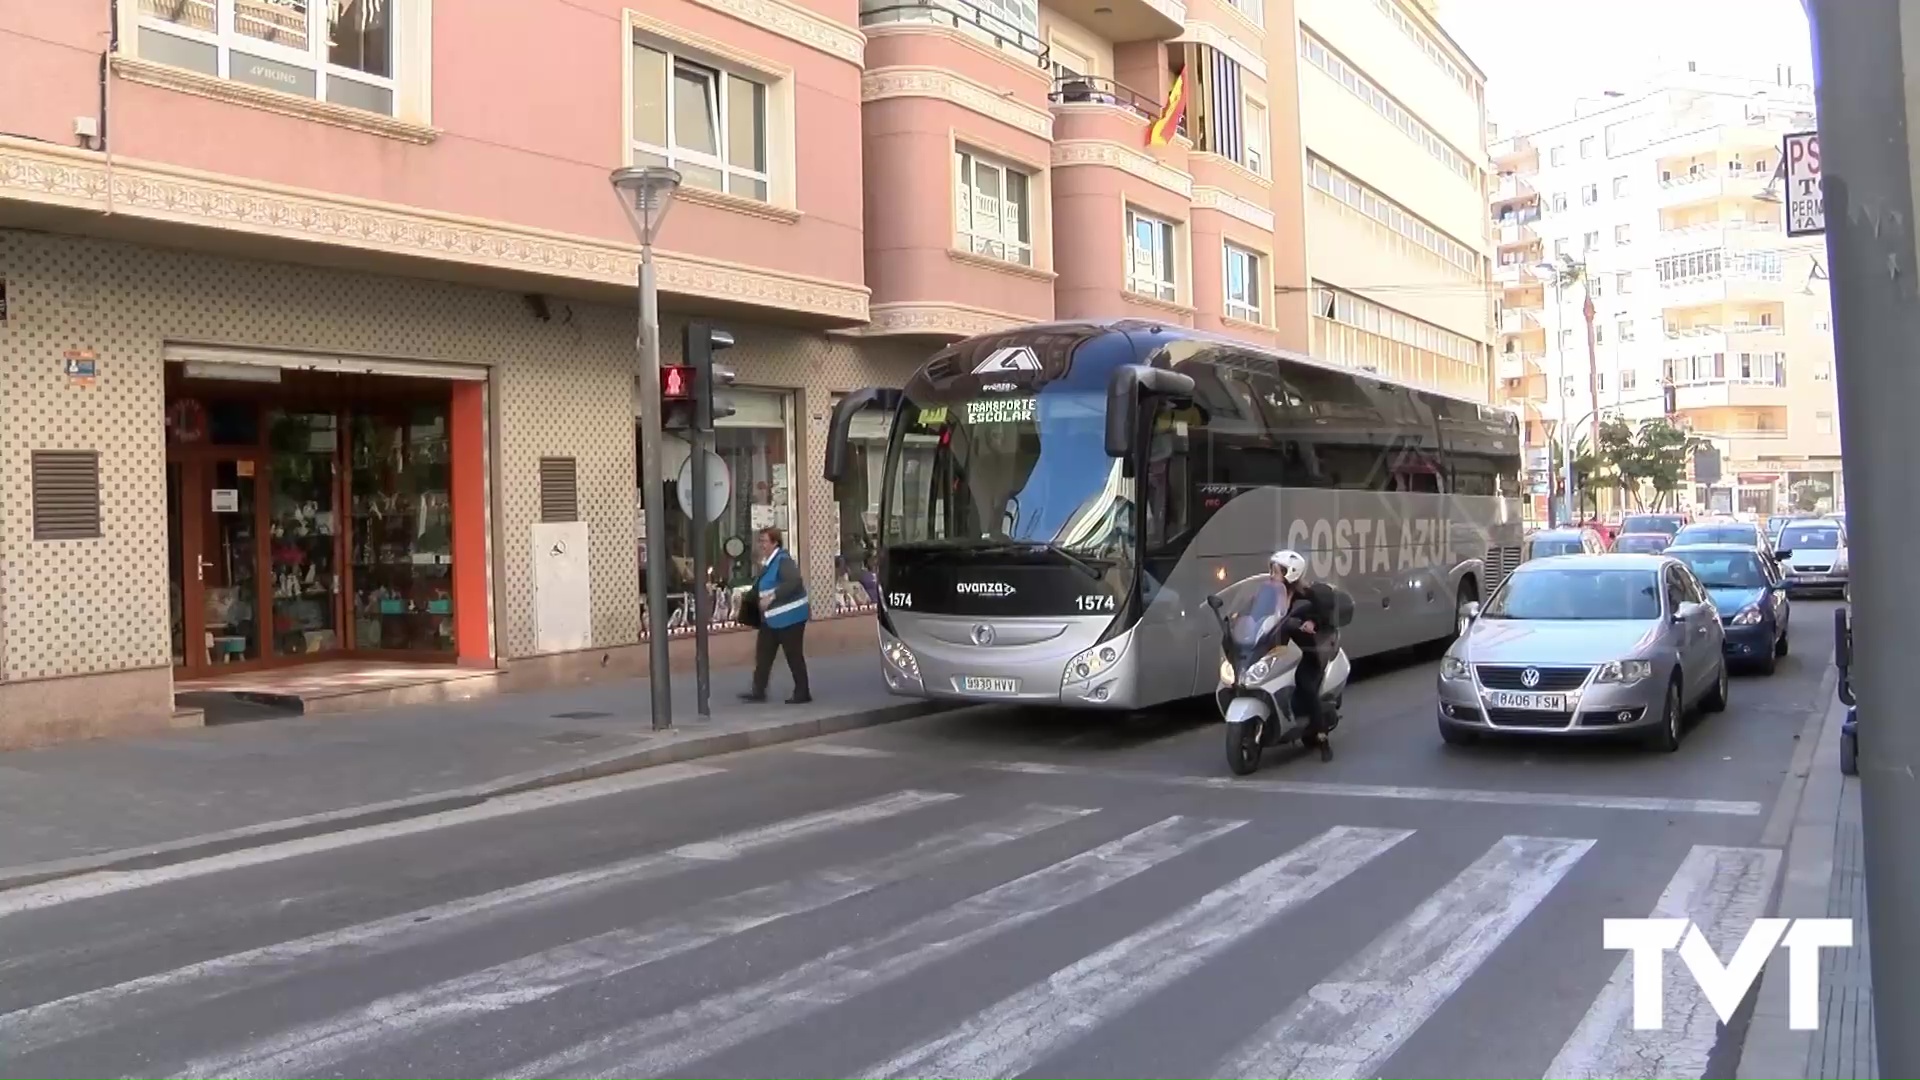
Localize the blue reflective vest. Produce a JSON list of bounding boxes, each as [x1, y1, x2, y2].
[[757, 548, 811, 629]]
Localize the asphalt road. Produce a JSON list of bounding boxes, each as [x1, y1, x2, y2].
[[0, 602, 1840, 1080]]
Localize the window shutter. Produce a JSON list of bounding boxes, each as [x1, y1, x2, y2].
[[31, 450, 102, 540], [539, 457, 579, 523]]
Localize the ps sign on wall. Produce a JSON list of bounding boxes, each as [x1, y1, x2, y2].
[[1785, 131, 1824, 237]]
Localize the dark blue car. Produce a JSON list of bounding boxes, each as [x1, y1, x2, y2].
[[1666, 543, 1791, 673]]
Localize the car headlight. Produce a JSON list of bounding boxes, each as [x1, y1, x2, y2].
[[1832, 552, 1849, 572], [1440, 655, 1469, 681], [881, 639, 920, 681], [1595, 659, 1653, 684], [1731, 605, 1765, 625], [1064, 640, 1124, 685]]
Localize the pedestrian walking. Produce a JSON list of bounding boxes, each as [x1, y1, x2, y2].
[[740, 526, 811, 703]]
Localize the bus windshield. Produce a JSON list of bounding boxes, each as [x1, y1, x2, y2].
[[882, 387, 1134, 558]]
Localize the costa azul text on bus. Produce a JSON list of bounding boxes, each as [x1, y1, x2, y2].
[[1284, 515, 1454, 579]]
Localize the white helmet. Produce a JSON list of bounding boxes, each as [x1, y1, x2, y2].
[[1269, 549, 1308, 583]]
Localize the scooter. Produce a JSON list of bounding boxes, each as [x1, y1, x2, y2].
[[1206, 580, 1353, 776]]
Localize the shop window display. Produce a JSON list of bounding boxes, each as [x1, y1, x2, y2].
[[829, 398, 890, 614], [637, 390, 794, 639], [350, 407, 455, 653]]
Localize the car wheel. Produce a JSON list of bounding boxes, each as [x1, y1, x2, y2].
[[1757, 644, 1778, 675], [1439, 718, 1477, 746], [1777, 623, 1790, 657], [1648, 678, 1684, 753], [1703, 660, 1730, 712]]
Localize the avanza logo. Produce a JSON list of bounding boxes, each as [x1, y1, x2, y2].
[[957, 582, 1017, 597]]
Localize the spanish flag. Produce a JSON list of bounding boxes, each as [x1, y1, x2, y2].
[[1148, 71, 1186, 147]]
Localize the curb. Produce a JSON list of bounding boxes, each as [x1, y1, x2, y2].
[[0, 699, 953, 895], [1736, 690, 1850, 1079]]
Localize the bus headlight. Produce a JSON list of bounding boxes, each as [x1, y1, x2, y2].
[[881, 638, 921, 683], [1064, 639, 1126, 686]]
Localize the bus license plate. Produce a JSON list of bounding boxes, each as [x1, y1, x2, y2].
[[1487, 690, 1567, 711], [961, 676, 1019, 694]]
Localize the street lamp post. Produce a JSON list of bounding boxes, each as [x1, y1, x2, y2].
[[612, 165, 683, 731], [1533, 261, 1576, 526]]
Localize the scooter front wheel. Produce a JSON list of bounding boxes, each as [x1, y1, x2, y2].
[[1226, 720, 1263, 775]]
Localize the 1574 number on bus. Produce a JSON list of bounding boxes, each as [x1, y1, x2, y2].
[[1075, 594, 1116, 612]]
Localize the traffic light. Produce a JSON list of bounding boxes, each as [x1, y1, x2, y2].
[[660, 363, 695, 430], [685, 321, 737, 432]]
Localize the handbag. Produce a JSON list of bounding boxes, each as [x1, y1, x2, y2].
[[739, 588, 763, 628]]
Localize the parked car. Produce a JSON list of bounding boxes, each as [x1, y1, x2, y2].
[[1775, 518, 1850, 597], [1611, 532, 1673, 554], [1437, 553, 1729, 751], [1619, 513, 1687, 540], [1672, 519, 1774, 555], [1524, 527, 1606, 560], [1767, 514, 1798, 546], [1666, 543, 1791, 673]]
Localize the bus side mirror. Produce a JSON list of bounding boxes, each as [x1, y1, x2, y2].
[[824, 387, 903, 484], [1105, 364, 1196, 463]]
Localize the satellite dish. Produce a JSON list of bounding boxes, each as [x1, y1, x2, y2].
[[676, 449, 731, 522]]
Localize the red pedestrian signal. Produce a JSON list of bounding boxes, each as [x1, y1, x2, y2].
[[662, 364, 694, 401]]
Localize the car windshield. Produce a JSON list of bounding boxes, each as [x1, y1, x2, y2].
[[1613, 534, 1669, 553], [1620, 515, 1684, 537], [1670, 550, 1769, 589], [882, 388, 1133, 557], [1779, 524, 1842, 550], [1531, 537, 1583, 557], [1674, 525, 1756, 546], [1483, 567, 1662, 621]]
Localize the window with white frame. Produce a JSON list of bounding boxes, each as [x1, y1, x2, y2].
[[1615, 223, 1632, 244], [1581, 183, 1598, 205], [1622, 369, 1638, 390], [633, 40, 771, 202], [1816, 411, 1834, 434], [1243, 97, 1268, 176], [953, 149, 1034, 267], [1579, 136, 1595, 158], [1618, 317, 1635, 342], [1612, 175, 1629, 197], [1127, 209, 1177, 302], [1224, 0, 1263, 25], [1223, 243, 1261, 322], [1616, 271, 1632, 294], [134, 0, 396, 114]]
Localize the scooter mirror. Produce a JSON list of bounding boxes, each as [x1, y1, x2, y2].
[[1205, 593, 1224, 612]]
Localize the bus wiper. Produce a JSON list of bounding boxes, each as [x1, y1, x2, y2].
[[962, 540, 1106, 580]]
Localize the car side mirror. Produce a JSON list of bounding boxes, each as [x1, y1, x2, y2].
[[1672, 602, 1699, 622], [1775, 548, 1791, 558], [1462, 601, 1482, 622]]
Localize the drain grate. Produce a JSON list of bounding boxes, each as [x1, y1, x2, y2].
[[541, 730, 607, 745], [550, 710, 614, 721]]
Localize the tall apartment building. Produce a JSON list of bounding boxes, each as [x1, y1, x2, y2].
[[1489, 66, 1839, 519], [1295, 0, 1496, 397], [0, 0, 1490, 747]]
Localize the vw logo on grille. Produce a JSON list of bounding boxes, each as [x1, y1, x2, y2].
[[1521, 667, 1541, 688], [971, 624, 996, 646]]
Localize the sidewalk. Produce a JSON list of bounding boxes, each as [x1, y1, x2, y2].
[[0, 650, 945, 888], [1739, 693, 1877, 1079]]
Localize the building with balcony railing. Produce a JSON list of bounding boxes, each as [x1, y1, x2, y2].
[[1482, 61, 1839, 518]]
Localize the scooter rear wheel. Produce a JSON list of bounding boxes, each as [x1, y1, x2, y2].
[[1226, 720, 1263, 775]]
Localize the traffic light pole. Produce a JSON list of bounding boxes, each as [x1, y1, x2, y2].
[[637, 247, 673, 730], [690, 420, 712, 719], [1807, 1, 1918, 1072]]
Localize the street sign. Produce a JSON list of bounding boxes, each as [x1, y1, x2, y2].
[[1785, 131, 1824, 236]]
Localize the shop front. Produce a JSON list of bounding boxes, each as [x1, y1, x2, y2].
[[163, 349, 491, 677]]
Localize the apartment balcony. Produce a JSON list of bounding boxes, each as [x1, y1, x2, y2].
[[1660, 323, 1788, 357], [1049, 75, 1161, 125], [862, 0, 1059, 337], [1495, 216, 1540, 247], [1656, 219, 1784, 253], [1492, 172, 1538, 205], [1493, 135, 1538, 172], [1658, 268, 1787, 310], [1044, 0, 1184, 41], [1652, 169, 1775, 208], [1497, 351, 1544, 381], [1671, 379, 1791, 410]]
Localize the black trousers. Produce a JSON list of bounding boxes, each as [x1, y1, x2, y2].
[[1291, 653, 1329, 741], [752, 623, 810, 697]]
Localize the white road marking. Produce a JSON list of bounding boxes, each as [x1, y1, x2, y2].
[[1215, 834, 1596, 1079], [0, 789, 956, 1057], [504, 814, 1247, 1079], [0, 765, 727, 920], [968, 760, 1762, 815], [172, 804, 1091, 1079], [1544, 845, 1782, 1080], [792, 745, 899, 759], [859, 825, 1414, 1079]]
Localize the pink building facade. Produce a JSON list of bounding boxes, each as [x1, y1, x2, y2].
[[0, 0, 1311, 746]]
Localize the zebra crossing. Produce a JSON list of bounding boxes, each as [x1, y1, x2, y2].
[[0, 776, 1783, 1079]]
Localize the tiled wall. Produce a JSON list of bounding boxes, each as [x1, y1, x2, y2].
[[0, 230, 927, 683]]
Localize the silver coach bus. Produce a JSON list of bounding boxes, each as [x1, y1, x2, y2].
[[823, 319, 1526, 710]]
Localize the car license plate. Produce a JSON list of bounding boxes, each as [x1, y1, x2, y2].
[[1487, 690, 1567, 711], [961, 676, 1019, 694]]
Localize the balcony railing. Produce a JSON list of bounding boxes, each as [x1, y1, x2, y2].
[[1049, 75, 1160, 123], [860, 0, 1048, 66]]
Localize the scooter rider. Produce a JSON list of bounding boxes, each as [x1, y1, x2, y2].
[[1268, 549, 1336, 762]]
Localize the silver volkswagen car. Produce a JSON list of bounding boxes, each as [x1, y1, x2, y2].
[[1436, 553, 1729, 751]]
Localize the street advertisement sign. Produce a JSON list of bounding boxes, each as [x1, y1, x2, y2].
[[1785, 131, 1824, 236]]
